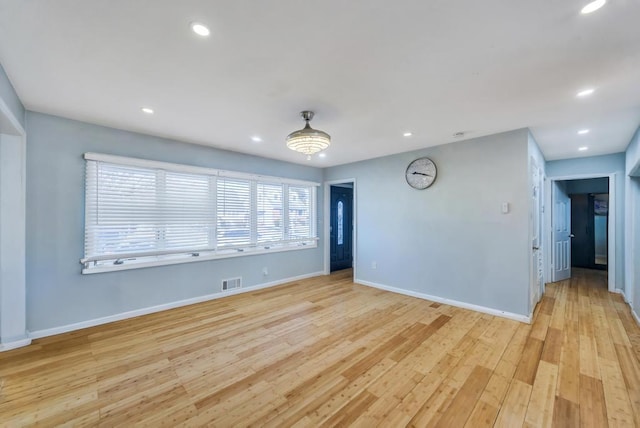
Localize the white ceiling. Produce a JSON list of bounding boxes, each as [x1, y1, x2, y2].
[[0, 0, 639, 167]]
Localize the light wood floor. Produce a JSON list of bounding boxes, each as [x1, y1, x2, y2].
[[1, 268, 639, 427]]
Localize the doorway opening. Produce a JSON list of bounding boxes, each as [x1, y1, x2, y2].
[[570, 190, 609, 271], [548, 175, 615, 291], [324, 179, 356, 278], [330, 184, 353, 272]]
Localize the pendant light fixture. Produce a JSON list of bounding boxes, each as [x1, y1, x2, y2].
[[286, 111, 331, 160]]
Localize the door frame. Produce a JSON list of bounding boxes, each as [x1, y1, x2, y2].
[[625, 172, 640, 307], [324, 178, 357, 276], [529, 157, 544, 311], [545, 173, 616, 292], [0, 97, 30, 351]]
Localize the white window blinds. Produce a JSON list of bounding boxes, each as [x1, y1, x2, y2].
[[216, 178, 251, 248], [257, 183, 284, 244], [84, 163, 217, 259], [162, 171, 215, 251], [288, 185, 312, 240], [82, 153, 318, 273]]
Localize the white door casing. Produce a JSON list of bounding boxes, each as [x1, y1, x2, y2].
[[323, 178, 357, 277], [0, 98, 30, 351], [530, 158, 543, 310]]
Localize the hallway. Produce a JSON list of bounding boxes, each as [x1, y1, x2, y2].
[[499, 268, 640, 426]]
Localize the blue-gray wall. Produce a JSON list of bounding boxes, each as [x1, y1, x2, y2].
[[26, 112, 324, 332], [0, 63, 25, 129], [325, 129, 532, 317], [547, 153, 626, 291]]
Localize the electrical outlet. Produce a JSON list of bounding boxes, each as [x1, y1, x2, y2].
[[263, 267, 268, 276], [372, 261, 377, 269]]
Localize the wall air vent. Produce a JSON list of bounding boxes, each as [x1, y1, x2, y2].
[[222, 277, 242, 291]]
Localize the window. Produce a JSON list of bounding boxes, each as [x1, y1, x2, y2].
[[82, 153, 318, 273], [217, 178, 251, 248], [257, 183, 283, 244], [337, 200, 344, 246], [288, 186, 311, 240]]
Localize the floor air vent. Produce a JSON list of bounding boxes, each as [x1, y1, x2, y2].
[[222, 277, 242, 291]]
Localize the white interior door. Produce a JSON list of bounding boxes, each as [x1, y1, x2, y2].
[[552, 181, 571, 282], [530, 159, 543, 307]]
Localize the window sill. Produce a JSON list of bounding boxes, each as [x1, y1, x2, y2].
[[81, 242, 318, 274]]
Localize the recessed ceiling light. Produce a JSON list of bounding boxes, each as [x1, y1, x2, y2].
[[577, 88, 595, 97], [318, 153, 327, 158], [578, 129, 590, 135], [191, 22, 210, 37], [251, 136, 262, 142], [579, 146, 589, 151], [141, 107, 154, 114], [581, 0, 606, 14], [403, 132, 413, 137]]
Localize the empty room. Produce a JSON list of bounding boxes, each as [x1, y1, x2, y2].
[[1, 0, 640, 426]]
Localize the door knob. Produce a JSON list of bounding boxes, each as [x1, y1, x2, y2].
[[569, 234, 575, 238], [533, 246, 539, 250]]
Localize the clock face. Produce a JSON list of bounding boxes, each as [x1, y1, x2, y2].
[[405, 157, 437, 189]]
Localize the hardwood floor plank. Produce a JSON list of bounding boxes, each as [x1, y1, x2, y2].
[[465, 323, 527, 426], [551, 395, 580, 428], [580, 374, 609, 428], [549, 285, 566, 331], [556, 317, 581, 404], [614, 343, 640, 425], [262, 375, 350, 427], [308, 358, 393, 424], [541, 327, 563, 365], [358, 369, 423, 424], [513, 337, 545, 385], [493, 380, 533, 427], [524, 360, 559, 427], [405, 382, 458, 427], [580, 334, 601, 379], [431, 365, 493, 427], [599, 357, 636, 427], [464, 400, 499, 427], [321, 390, 378, 427], [591, 303, 618, 362], [530, 313, 551, 341]]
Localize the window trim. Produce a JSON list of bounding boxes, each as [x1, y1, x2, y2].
[[82, 243, 317, 274], [81, 153, 319, 274], [83, 152, 319, 187]]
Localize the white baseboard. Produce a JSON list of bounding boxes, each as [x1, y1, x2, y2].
[[355, 278, 531, 324], [613, 288, 628, 301], [631, 308, 640, 327], [0, 337, 32, 352], [29, 271, 324, 340], [613, 289, 640, 327]]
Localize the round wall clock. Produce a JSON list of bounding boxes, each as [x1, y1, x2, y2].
[[405, 157, 437, 189]]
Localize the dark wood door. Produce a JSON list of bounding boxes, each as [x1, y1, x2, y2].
[[330, 186, 353, 272]]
